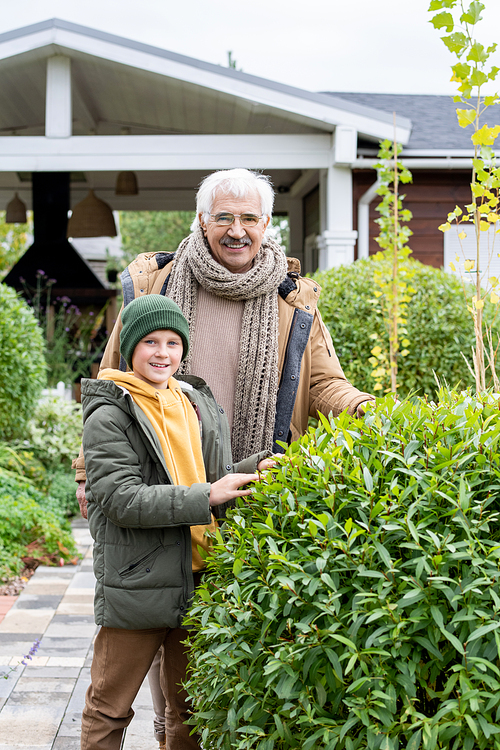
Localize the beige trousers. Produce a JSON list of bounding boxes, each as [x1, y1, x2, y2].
[[81, 626, 200, 750]]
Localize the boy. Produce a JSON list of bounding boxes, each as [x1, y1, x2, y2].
[[80, 295, 272, 750]]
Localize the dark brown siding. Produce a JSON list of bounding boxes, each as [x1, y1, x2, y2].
[[353, 170, 472, 268]]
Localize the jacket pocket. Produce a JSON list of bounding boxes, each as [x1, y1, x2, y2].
[[119, 545, 164, 578]]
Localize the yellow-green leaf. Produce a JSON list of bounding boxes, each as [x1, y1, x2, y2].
[[458, 231, 467, 239], [439, 222, 451, 232], [472, 123, 500, 145], [491, 292, 500, 304], [456, 108, 477, 128]]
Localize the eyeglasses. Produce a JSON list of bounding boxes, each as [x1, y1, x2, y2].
[[209, 212, 263, 227]]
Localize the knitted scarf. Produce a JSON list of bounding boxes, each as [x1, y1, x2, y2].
[[167, 226, 288, 461]]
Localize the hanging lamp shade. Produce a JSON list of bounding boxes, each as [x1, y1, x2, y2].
[[115, 171, 138, 196], [67, 190, 117, 238], [5, 192, 27, 223]]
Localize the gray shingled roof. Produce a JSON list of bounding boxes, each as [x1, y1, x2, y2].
[[324, 93, 500, 150]]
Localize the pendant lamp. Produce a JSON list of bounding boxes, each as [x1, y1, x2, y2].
[[5, 193, 27, 223], [67, 190, 117, 238], [115, 171, 138, 196]]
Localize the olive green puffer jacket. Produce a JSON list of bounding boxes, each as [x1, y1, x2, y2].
[[82, 374, 266, 630]]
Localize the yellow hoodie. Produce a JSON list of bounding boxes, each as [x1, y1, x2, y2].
[[98, 369, 217, 571]]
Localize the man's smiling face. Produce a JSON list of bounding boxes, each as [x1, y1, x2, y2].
[[199, 189, 270, 274]]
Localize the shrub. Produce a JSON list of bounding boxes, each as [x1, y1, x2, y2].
[[13, 396, 83, 473], [314, 258, 500, 399], [0, 469, 78, 581], [0, 283, 46, 440], [46, 469, 79, 518], [186, 391, 500, 750]]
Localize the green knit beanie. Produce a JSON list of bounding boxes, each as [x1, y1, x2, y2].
[[120, 295, 190, 369]]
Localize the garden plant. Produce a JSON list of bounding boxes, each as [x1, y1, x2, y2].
[[314, 258, 500, 400], [0, 282, 46, 441], [430, 0, 500, 390], [186, 390, 500, 750]]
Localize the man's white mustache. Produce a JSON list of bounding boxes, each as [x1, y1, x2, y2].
[[221, 238, 252, 246]]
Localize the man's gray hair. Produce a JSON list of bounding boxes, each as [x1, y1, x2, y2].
[[191, 168, 274, 231]]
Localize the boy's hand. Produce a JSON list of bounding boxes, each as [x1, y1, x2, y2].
[[209, 473, 258, 507], [76, 481, 88, 519]]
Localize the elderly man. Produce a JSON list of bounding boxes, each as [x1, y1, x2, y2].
[[76, 167, 371, 485], [74, 168, 373, 750]]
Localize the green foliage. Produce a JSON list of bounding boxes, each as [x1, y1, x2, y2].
[[0, 283, 46, 441], [119, 211, 195, 265], [186, 390, 500, 750], [314, 257, 500, 399], [0, 210, 32, 278], [44, 470, 80, 519], [21, 271, 108, 387], [429, 0, 500, 391], [12, 396, 83, 474], [0, 469, 78, 581], [370, 140, 416, 393]]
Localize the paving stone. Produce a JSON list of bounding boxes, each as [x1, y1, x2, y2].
[[55, 710, 82, 737], [43, 616, 97, 639], [38, 637, 94, 656], [13, 676, 76, 693], [0, 703, 65, 743], [15, 595, 63, 610], [47, 657, 86, 667], [0, 637, 43, 657], [0, 610, 54, 634], [0, 745, 53, 750], [56, 601, 94, 616], [67, 572, 96, 589], [7, 691, 70, 706], [22, 583, 69, 596], [0, 667, 22, 698], [21, 665, 81, 678], [8, 657, 48, 667], [65, 667, 91, 713], [52, 737, 82, 749], [31, 567, 75, 578]]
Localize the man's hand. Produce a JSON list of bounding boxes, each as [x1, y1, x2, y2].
[[209, 473, 259, 507], [356, 400, 372, 418], [257, 457, 277, 472], [76, 481, 88, 520]]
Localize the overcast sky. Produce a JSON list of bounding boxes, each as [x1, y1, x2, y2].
[[2, 0, 500, 96]]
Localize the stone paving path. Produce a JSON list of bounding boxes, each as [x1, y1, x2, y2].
[[0, 519, 159, 750]]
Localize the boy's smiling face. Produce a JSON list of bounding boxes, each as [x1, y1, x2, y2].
[[131, 329, 183, 389]]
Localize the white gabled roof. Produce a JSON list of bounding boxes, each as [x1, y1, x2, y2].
[[0, 18, 411, 142]]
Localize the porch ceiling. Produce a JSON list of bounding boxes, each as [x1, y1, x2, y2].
[[0, 168, 304, 212]]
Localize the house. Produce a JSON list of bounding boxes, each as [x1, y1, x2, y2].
[[0, 17, 410, 288], [0, 18, 494, 287], [327, 92, 500, 272]]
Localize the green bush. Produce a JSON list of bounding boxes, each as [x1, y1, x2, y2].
[[186, 391, 500, 750], [45, 469, 79, 518], [13, 396, 83, 473], [0, 469, 78, 581], [314, 258, 500, 399], [0, 283, 46, 440]]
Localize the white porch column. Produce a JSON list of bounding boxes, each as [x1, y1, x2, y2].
[[287, 197, 304, 266], [317, 127, 357, 270], [45, 56, 72, 138], [317, 165, 357, 269]]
